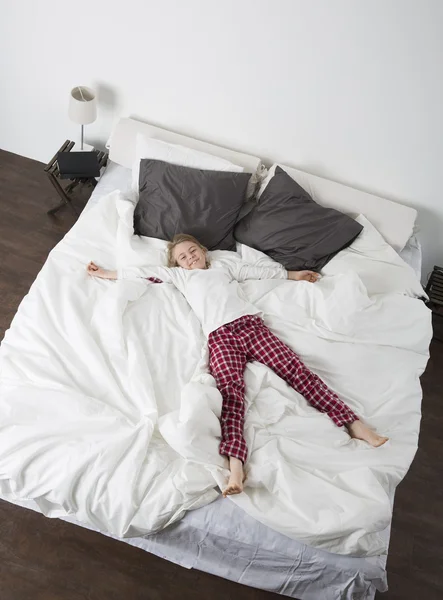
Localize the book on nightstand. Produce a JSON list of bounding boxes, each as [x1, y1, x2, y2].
[[57, 151, 100, 179]]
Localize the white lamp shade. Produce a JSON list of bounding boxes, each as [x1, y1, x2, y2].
[[68, 86, 97, 125]]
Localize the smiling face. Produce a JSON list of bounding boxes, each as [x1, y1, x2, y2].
[[173, 240, 207, 270]]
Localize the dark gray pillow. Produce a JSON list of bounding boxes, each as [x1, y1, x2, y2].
[[134, 159, 251, 251], [234, 166, 363, 271]]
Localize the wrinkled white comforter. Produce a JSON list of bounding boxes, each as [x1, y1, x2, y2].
[[0, 192, 431, 556]]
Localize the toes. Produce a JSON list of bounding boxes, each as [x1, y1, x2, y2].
[[375, 436, 389, 447], [369, 435, 389, 447], [223, 484, 243, 497]]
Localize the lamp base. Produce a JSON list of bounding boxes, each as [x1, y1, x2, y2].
[[72, 142, 94, 152]]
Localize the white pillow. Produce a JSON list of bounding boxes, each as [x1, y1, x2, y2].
[[322, 214, 424, 297], [237, 214, 423, 298], [131, 134, 244, 195], [258, 164, 417, 252]]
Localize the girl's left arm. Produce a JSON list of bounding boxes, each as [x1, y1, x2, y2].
[[229, 262, 320, 283], [287, 270, 320, 283], [230, 261, 287, 282]]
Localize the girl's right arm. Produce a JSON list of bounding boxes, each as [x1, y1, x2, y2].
[[117, 265, 173, 283], [86, 261, 173, 283], [87, 261, 117, 279]]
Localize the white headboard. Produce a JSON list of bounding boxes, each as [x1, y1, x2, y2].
[[107, 117, 417, 253], [106, 117, 261, 174]]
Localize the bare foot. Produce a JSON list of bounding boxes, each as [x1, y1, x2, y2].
[[347, 420, 389, 447], [222, 457, 245, 497]]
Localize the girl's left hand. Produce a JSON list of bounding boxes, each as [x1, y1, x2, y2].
[[288, 270, 320, 283]]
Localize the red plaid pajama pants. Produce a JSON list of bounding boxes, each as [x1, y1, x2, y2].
[[208, 315, 357, 463]]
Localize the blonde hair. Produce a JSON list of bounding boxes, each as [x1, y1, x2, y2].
[[167, 234, 210, 268]]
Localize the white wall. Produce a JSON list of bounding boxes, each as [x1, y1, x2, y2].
[[1, 0, 442, 280]]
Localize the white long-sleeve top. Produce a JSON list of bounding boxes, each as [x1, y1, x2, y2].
[[118, 259, 287, 336]]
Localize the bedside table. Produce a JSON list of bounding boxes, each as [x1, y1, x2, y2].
[[44, 140, 108, 216], [425, 265, 443, 342]]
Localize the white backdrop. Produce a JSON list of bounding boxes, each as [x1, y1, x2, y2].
[[1, 0, 442, 280]]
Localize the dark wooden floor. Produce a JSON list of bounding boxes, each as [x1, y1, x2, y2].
[[0, 148, 442, 600]]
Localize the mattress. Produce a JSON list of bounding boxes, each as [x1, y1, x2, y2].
[[0, 162, 427, 600], [91, 166, 416, 578], [87, 162, 422, 596]]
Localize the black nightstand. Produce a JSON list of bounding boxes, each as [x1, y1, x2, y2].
[[425, 266, 443, 342], [44, 140, 108, 216]]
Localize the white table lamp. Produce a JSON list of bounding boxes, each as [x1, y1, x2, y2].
[[68, 86, 97, 150]]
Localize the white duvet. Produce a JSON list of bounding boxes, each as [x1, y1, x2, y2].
[[0, 192, 431, 557]]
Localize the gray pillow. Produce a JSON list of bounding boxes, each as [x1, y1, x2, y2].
[[134, 159, 251, 251], [234, 166, 363, 271]]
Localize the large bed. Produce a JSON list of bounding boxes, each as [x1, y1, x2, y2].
[[0, 118, 432, 599]]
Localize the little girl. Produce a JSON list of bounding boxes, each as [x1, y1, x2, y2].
[[87, 234, 388, 497]]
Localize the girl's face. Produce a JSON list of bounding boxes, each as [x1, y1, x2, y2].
[[173, 240, 207, 270]]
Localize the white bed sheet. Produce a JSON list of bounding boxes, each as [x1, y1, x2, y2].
[[0, 163, 428, 600], [8, 493, 388, 600], [399, 235, 422, 280], [77, 162, 421, 594]]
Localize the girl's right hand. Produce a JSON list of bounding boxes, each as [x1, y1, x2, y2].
[[87, 261, 117, 280]]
